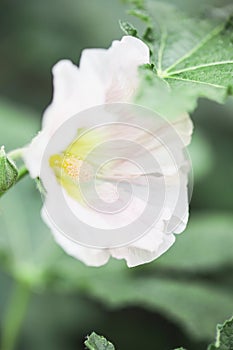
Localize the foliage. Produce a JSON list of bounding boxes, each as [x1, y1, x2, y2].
[[208, 317, 233, 350], [122, 0, 233, 118], [1, 1, 233, 349], [85, 316, 233, 350]]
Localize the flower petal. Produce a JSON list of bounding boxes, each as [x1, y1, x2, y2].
[[80, 36, 150, 102], [41, 206, 110, 267], [110, 233, 175, 267], [43, 59, 105, 130]]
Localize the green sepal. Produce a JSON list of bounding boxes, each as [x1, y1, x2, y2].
[[0, 146, 18, 194], [119, 20, 138, 36]]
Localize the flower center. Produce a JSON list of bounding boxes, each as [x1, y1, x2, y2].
[[49, 127, 104, 203], [50, 153, 93, 184], [63, 155, 83, 179]]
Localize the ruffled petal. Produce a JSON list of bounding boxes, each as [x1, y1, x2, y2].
[[43, 59, 105, 130], [80, 36, 150, 102], [110, 233, 175, 267], [23, 37, 150, 179]]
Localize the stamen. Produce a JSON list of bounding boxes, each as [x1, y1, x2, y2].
[[63, 155, 82, 179], [62, 154, 93, 182]]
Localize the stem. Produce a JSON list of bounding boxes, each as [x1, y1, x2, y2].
[[1, 281, 30, 350], [7, 148, 26, 162], [16, 167, 29, 183]]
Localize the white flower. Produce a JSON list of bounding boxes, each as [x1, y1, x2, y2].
[[24, 36, 193, 267]]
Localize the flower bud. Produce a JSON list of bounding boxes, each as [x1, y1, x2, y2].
[[0, 146, 18, 194]]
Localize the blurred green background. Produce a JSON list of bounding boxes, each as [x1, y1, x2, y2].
[[0, 1, 233, 349]]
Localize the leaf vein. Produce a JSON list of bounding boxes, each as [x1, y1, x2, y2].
[[167, 61, 233, 76], [165, 76, 225, 89], [165, 23, 224, 73]]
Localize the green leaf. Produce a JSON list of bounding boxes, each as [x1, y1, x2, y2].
[[188, 130, 214, 180], [85, 332, 115, 350], [208, 317, 233, 350], [126, 1, 233, 118], [82, 275, 233, 340], [34, 234, 233, 341]]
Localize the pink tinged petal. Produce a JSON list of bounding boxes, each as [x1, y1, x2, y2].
[[41, 206, 110, 267], [63, 181, 148, 230], [92, 114, 193, 179]]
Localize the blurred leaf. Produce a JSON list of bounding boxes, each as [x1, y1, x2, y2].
[[190, 99, 233, 211], [85, 332, 115, 350], [126, 1, 233, 118], [0, 0, 125, 110], [22, 291, 105, 350], [0, 100, 61, 287], [47, 251, 233, 341], [0, 99, 40, 149], [0, 175, 62, 287], [80, 275, 233, 340], [156, 213, 233, 271], [188, 130, 214, 180], [124, 0, 233, 15], [122, 0, 145, 9], [208, 316, 233, 350]]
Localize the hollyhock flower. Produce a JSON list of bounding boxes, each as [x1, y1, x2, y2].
[[23, 36, 193, 267]]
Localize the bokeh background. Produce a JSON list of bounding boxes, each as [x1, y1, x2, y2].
[[0, 1, 233, 349]]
